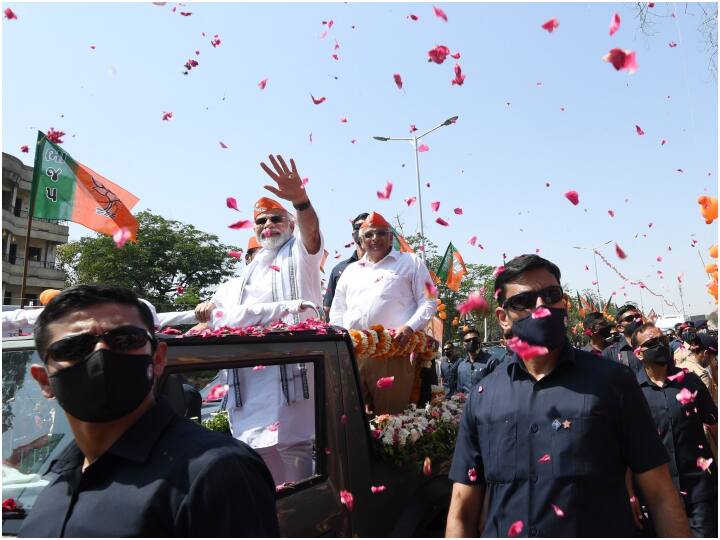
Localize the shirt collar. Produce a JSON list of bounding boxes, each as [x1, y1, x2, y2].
[[636, 365, 680, 388], [506, 339, 575, 379], [106, 398, 176, 463]]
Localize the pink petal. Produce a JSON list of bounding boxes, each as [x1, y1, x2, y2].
[[667, 370, 685, 383], [635, 124, 645, 136], [453, 207, 463, 215], [269, 265, 281, 272], [532, 307, 551, 319], [376, 376, 395, 389], [656, 256, 662, 262], [267, 421, 280, 432], [219, 141, 228, 149], [308, 132, 313, 144], [113, 227, 132, 249], [339, 490, 354, 511], [468, 235, 477, 246], [310, 94, 326, 105], [507, 337, 549, 361], [541, 18, 559, 33], [608, 209, 615, 217], [227, 250, 243, 259], [458, 291, 489, 315], [451, 63, 465, 86], [609, 12, 621, 36], [435, 217, 449, 226], [564, 190, 580, 205], [371, 485, 387, 494], [228, 219, 253, 229], [661, 139, 667, 145], [697, 457, 713, 472], [301, 177, 309, 187], [407, 14, 419, 21], [493, 265, 506, 277], [20, 145, 29, 153], [669, 42, 677, 48], [162, 111, 173, 121], [551, 504, 565, 518], [376, 180, 393, 200], [423, 457, 432, 476], [340, 117, 348, 123], [340, 414, 347, 425], [210, 34, 221, 48], [404, 196, 417, 206], [418, 144, 430, 152], [431, 201, 440, 212], [331, 53, 339, 61], [427, 45, 451, 64], [450, 52, 461, 59], [508, 520, 524, 537], [179, 11, 192, 16], [4, 7, 17, 19], [393, 73, 403, 90], [538, 453, 551, 464], [615, 243, 627, 259], [424, 281, 438, 298], [467, 468, 477, 482], [258, 78, 268, 90], [409, 124, 418, 133], [676, 388, 698, 405], [432, 5, 448, 22]]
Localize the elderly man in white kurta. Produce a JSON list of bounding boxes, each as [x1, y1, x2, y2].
[[194, 154, 323, 485], [329, 211, 436, 414]]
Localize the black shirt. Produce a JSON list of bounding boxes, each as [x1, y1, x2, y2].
[[636, 365, 718, 503], [580, 343, 603, 357], [602, 338, 642, 372], [18, 398, 279, 537], [440, 357, 459, 395], [323, 251, 360, 309], [455, 352, 495, 395], [449, 342, 668, 537]]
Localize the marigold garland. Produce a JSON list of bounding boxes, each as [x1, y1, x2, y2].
[[350, 326, 438, 360]]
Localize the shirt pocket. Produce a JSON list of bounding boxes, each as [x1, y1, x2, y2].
[[551, 416, 619, 479], [376, 274, 409, 300], [479, 419, 517, 482]]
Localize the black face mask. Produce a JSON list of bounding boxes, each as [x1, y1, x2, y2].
[[622, 318, 642, 337], [49, 349, 155, 423], [643, 343, 670, 365], [682, 331, 696, 343], [511, 306, 568, 350], [443, 350, 454, 359], [464, 339, 480, 354]]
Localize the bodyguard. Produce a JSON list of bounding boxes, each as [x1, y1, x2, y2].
[[602, 303, 643, 371], [445, 254, 690, 537], [455, 327, 495, 394]]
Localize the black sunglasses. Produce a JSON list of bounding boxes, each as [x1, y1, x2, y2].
[[45, 325, 156, 362], [638, 336, 666, 350], [255, 215, 286, 226], [502, 285, 564, 311], [619, 314, 640, 323]]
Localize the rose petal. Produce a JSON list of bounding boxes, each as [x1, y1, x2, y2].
[[493, 265, 506, 277], [467, 467, 477, 482], [468, 235, 477, 246], [219, 141, 229, 149], [20, 145, 29, 153], [376, 376, 395, 389], [635, 124, 645, 136], [227, 250, 243, 259], [228, 219, 253, 229], [615, 243, 627, 259], [269, 265, 281, 272], [4, 8, 18, 19], [428, 45, 450, 64], [541, 18, 559, 33], [508, 520, 524, 537], [393, 73, 403, 90], [310, 94, 326, 105], [564, 190, 580, 205], [453, 207, 463, 215], [676, 387, 698, 405], [376, 181, 393, 200], [432, 5, 448, 22], [418, 144, 430, 152], [340, 490, 354, 511], [552, 503, 565, 518], [458, 291, 489, 315], [424, 281, 438, 298], [423, 456, 432, 476], [405, 196, 417, 206], [451, 63, 465, 86], [609, 12, 621, 36], [507, 337, 549, 360], [162, 111, 173, 121], [370, 485, 387, 493], [538, 453, 551, 463], [431, 201, 440, 212], [113, 227, 132, 248], [697, 456, 713, 472], [532, 307, 551, 319], [435, 217, 449, 226], [608, 209, 615, 217], [258, 78, 268, 90]]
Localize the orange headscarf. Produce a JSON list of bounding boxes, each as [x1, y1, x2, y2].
[[247, 236, 261, 251], [359, 211, 391, 230], [253, 197, 287, 219]]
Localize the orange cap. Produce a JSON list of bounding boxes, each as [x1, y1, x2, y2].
[[247, 236, 261, 251], [39, 289, 61, 306], [359, 211, 391, 230], [253, 197, 287, 220]]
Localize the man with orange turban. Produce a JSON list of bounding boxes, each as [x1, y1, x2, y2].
[[329, 211, 437, 413]]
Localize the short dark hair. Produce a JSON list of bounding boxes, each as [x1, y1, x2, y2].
[[463, 327, 480, 339], [352, 212, 369, 226], [631, 322, 660, 347], [583, 312, 606, 331], [34, 285, 156, 359], [493, 254, 562, 306], [616, 303, 640, 321]]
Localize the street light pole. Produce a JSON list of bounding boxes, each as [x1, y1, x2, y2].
[[373, 115, 458, 263]]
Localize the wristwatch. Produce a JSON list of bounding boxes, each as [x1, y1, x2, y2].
[[293, 200, 312, 211]]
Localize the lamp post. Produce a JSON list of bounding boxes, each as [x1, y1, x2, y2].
[[373, 115, 459, 261], [573, 240, 613, 304]]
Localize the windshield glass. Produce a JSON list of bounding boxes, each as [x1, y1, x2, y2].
[[2, 348, 73, 518]]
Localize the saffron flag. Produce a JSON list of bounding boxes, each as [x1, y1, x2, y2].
[[390, 226, 415, 254], [30, 132, 139, 239], [436, 243, 467, 292]]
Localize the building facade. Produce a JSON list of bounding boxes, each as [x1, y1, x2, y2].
[[2, 152, 68, 306]]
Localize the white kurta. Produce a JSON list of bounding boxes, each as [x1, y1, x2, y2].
[[329, 249, 437, 331]]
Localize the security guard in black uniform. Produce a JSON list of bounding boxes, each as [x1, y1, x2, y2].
[[445, 254, 691, 537], [455, 327, 496, 394], [602, 303, 643, 371], [631, 323, 718, 538]]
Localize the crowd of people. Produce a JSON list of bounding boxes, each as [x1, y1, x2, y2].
[[11, 155, 718, 537]]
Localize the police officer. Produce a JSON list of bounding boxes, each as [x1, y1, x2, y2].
[[445, 254, 691, 537], [580, 311, 611, 356], [439, 342, 459, 397], [631, 323, 718, 537], [602, 303, 643, 371], [455, 327, 495, 395]]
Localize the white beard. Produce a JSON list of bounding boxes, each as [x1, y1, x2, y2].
[[259, 229, 293, 250]]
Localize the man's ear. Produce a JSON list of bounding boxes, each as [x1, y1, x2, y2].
[[152, 341, 167, 378], [30, 364, 55, 399], [496, 306, 512, 336]]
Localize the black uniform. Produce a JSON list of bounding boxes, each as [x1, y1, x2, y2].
[[323, 251, 359, 311], [455, 351, 495, 395], [449, 342, 668, 537], [440, 357, 459, 396], [580, 343, 603, 357], [19, 398, 279, 537], [636, 366, 718, 537], [603, 337, 643, 371]]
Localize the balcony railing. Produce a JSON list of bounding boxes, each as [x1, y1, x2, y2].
[[3, 208, 69, 226], [2, 254, 64, 271]]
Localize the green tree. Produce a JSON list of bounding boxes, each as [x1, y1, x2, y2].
[[57, 210, 240, 311]]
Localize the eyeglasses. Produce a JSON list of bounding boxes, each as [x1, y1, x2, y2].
[[362, 230, 389, 240], [255, 215, 286, 226], [619, 314, 640, 323], [463, 338, 479, 343], [45, 325, 156, 362], [502, 285, 564, 311]]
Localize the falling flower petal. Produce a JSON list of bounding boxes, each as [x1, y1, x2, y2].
[[615, 243, 627, 259], [308, 132, 313, 144], [371, 485, 387, 494], [538, 453, 551, 463], [424, 281, 438, 298], [458, 291, 489, 315], [340, 490, 354, 511], [376, 181, 393, 200], [493, 265, 506, 277], [228, 219, 253, 229], [541, 18, 559, 33], [564, 190, 579, 205], [433, 5, 448, 22], [635, 124, 645, 136], [267, 421, 280, 432], [507, 337, 549, 360], [508, 520, 524, 537], [376, 376, 395, 389], [310, 94, 326, 105], [532, 307, 551, 319], [676, 387, 697, 405], [667, 370, 686, 383], [609, 12, 621, 36], [46, 128, 65, 144], [418, 144, 430, 152], [669, 41, 677, 48], [393, 73, 403, 89], [468, 468, 477, 482], [697, 457, 713, 472], [340, 414, 347, 424], [162, 111, 173, 121], [405, 196, 417, 206], [431, 201, 440, 212], [4, 8, 18, 19], [409, 124, 418, 133], [428, 45, 451, 64], [269, 265, 281, 272], [423, 456, 432, 476], [435, 217, 449, 226], [219, 141, 228, 149], [408, 14, 419, 21], [603, 48, 638, 74], [210, 34, 221, 47], [468, 235, 477, 246], [552, 504, 565, 518], [450, 52, 461, 59], [179, 11, 192, 16], [340, 117, 348, 123], [661, 139, 667, 146], [113, 227, 132, 248], [608, 210, 615, 217], [227, 250, 243, 259], [258, 78, 268, 90], [226, 197, 239, 211], [20, 145, 28, 153], [451, 63, 466, 86]]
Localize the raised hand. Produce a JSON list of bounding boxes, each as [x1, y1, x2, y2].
[[260, 155, 308, 206]]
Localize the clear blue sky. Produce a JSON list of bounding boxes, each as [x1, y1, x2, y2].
[[3, 2, 717, 317]]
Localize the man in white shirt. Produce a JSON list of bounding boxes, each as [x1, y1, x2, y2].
[[193, 154, 323, 485], [329, 211, 436, 413]]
